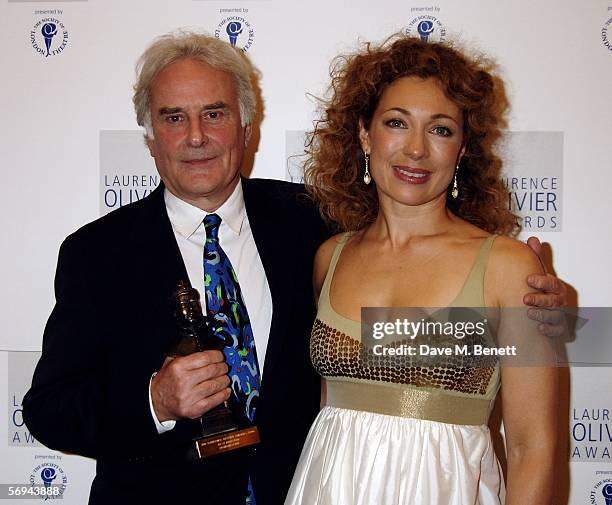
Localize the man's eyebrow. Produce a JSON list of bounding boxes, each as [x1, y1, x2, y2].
[[157, 102, 228, 116], [158, 106, 183, 115], [203, 101, 227, 110]]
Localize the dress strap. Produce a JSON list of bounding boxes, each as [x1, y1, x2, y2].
[[318, 232, 353, 309], [451, 235, 497, 308]]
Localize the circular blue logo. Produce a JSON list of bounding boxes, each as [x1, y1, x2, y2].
[[29, 463, 68, 500], [215, 16, 255, 52], [30, 18, 68, 58], [405, 15, 446, 43]]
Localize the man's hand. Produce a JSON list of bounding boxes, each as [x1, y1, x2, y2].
[[524, 236, 568, 338], [524, 274, 567, 308], [151, 350, 231, 422]]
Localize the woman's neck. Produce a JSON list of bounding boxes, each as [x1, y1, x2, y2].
[[367, 193, 459, 246]]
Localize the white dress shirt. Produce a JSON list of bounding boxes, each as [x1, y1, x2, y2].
[[149, 180, 273, 433]]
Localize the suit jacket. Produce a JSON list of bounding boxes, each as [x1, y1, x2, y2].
[[23, 178, 329, 505]]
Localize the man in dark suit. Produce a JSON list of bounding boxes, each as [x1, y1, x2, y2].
[[23, 31, 566, 505], [24, 32, 326, 505]]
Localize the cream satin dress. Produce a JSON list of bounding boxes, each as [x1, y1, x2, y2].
[[285, 235, 504, 505]]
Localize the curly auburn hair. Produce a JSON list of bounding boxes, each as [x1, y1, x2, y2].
[[304, 35, 519, 236]]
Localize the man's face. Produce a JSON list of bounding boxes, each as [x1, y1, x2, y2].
[[147, 58, 251, 211]]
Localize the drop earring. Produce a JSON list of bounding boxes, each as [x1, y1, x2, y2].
[[451, 164, 459, 199], [363, 153, 372, 185]]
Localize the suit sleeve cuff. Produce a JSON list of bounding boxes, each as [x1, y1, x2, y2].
[[149, 372, 176, 434]]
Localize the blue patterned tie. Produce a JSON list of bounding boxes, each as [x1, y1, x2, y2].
[[203, 214, 260, 504]]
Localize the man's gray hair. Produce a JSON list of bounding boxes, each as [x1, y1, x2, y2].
[[133, 30, 256, 137]]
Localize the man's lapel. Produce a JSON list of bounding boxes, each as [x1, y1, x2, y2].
[[131, 184, 190, 316], [241, 178, 293, 383]]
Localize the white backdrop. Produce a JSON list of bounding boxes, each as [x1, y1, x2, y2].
[[1, 0, 611, 503]]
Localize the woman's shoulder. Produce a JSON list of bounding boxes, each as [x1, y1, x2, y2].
[[489, 235, 542, 272], [487, 235, 544, 306]]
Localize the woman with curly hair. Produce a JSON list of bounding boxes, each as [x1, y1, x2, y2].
[[285, 36, 557, 505]]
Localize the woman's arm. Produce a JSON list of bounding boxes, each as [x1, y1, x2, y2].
[[488, 237, 558, 504]]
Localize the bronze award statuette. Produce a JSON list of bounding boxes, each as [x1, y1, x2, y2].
[[171, 280, 260, 458]]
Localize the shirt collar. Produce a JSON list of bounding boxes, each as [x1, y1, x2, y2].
[[164, 180, 246, 238]]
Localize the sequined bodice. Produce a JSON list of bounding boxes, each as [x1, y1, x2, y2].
[[310, 234, 500, 410], [310, 318, 497, 397]]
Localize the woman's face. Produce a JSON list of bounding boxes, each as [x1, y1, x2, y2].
[[359, 76, 465, 209]]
